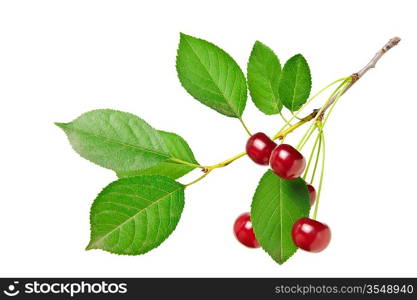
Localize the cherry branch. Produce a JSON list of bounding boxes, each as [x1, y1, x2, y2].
[[186, 37, 401, 186], [321, 37, 401, 113], [275, 37, 401, 139]]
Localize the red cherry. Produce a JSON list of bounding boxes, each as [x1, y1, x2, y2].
[[307, 184, 316, 206], [246, 132, 277, 165], [233, 212, 260, 248], [269, 144, 306, 180], [291, 217, 331, 253]]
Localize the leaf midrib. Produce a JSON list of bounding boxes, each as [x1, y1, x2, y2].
[[183, 37, 239, 117], [88, 185, 183, 249], [266, 78, 279, 111], [290, 58, 302, 111], [63, 124, 170, 159], [257, 54, 280, 104], [249, 54, 280, 113]]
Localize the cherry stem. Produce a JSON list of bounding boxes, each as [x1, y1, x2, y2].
[[272, 77, 348, 140], [302, 128, 320, 181], [238, 117, 252, 136], [291, 111, 303, 121], [297, 124, 317, 151], [184, 170, 211, 187], [296, 79, 349, 150], [279, 111, 293, 128], [184, 151, 246, 187], [309, 127, 323, 184], [313, 127, 326, 220]]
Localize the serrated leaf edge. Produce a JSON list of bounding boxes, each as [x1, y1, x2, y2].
[[55, 109, 172, 172], [247, 41, 282, 115], [176, 33, 247, 118], [251, 170, 308, 265], [280, 54, 312, 112], [86, 175, 185, 256]]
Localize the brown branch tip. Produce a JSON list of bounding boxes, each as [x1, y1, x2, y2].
[[382, 37, 401, 53]]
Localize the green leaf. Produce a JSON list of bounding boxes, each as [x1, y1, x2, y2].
[[247, 41, 282, 115], [86, 175, 185, 255], [279, 54, 312, 112], [117, 130, 199, 179], [251, 170, 310, 264], [176, 33, 247, 118], [56, 109, 170, 172]]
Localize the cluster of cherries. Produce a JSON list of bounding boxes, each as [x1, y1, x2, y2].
[[233, 132, 331, 253]]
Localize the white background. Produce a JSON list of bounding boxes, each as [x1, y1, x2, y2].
[[1, 0, 416, 277]]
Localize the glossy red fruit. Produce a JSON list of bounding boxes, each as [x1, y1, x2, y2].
[[291, 217, 331, 253], [233, 212, 260, 248], [270, 144, 306, 180], [307, 184, 316, 206], [246, 132, 277, 165]]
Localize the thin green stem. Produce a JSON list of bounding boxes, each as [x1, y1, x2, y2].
[[211, 151, 247, 168], [310, 129, 323, 184], [272, 77, 348, 139], [184, 171, 211, 187], [274, 121, 292, 140], [297, 79, 348, 149], [279, 111, 293, 127], [312, 129, 326, 220], [170, 158, 204, 168], [291, 111, 302, 121], [303, 129, 320, 180], [295, 77, 347, 115], [322, 81, 351, 127], [272, 112, 316, 141], [239, 117, 252, 136], [183, 77, 351, 188], [297, 123, 316, 151]]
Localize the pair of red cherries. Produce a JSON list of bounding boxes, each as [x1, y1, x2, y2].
[[233, 132, 331, 253]]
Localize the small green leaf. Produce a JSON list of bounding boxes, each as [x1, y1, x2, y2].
[[247, 41, 282, 115], [56, 109, 170, 172], [251, 170, 310, 264], [87, 175, 185, 255], [279, 54, 312, 112], [176, 33, 247, 118], [117, 130, 199, 179]]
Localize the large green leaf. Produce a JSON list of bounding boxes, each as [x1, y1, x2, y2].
[[117, 130, 199, 179], [86, 175, 185, 255], [279, 54, 312, 112], [247, 41, 282, 115], [56, 109, 170, 172], [251, 170, 310, 264], [176, 33, 247, 118]]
